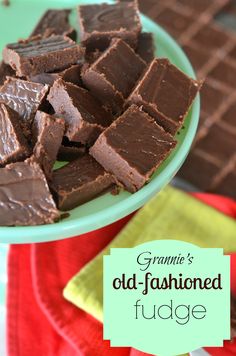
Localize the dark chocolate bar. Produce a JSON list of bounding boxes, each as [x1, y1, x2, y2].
[[48, 79, 113, 145], [128, 58, 202, 135], [78, 2, 141, 52], [82, 39, 146, 113], [32, 111, 65, 179], [0, 77, 49, 127], [50, 154, 115, 210], [0, 103, 30, 166], [0, 160, 60, 226], [3, 35, 84, 77], [90, 105, 177, 193], [31, 9, 76, 40]]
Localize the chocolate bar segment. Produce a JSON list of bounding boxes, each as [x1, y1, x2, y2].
[[48, 79, 113, 145], [32, 111, 65, 179], [128, 58, 201, 135], [50, 154, 115, 210], [82, 39, 146, 113], [29, 63, 83, 87], [208, 59, 236, 89], [136, 33, 155, 64], [0, 160, 60, 226], [191, 24, 230, 51], [0, 77, 49, 128], [195, 122, 236, 165], [178, 150, 221, 191], [201, 80, 229, 115], [90, 105, 177, 193], [78, 2, 141, 52], [3, 35, 84, 77], [0, 103, 30, 166], [0, 61, 15, 85], [31, 9, 76, 40]]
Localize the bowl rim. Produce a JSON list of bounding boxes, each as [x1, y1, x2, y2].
[[0, 14, 200, 244]]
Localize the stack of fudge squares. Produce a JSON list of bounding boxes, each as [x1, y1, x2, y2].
[[0, 0, 201, 226], [140, 0, 236, 199]]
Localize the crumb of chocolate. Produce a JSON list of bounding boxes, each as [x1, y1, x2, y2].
[[2, 0, 10, 6]]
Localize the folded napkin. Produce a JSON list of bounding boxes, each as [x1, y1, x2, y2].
[[64, 186, 236, 356], [7, 214, 134, 356]]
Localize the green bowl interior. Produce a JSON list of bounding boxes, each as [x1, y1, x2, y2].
[[0, 0, 200, 243]]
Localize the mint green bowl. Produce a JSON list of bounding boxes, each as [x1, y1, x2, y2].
[[0, 0, 200, 244]]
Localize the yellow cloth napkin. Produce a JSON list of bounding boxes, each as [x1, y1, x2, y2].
[[64, 186, 236, 323]]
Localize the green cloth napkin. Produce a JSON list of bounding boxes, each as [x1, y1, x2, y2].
[[64, 186, 236, 323]]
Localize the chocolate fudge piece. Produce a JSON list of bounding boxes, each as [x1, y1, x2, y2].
[[0, 160, 60, 226], [78, 2, 141, 52], [178, 150, 221, 191], [128, 58, 201, 135], [0, 77, 49, 127], [82, 39, 146, 113], [154, 8, 194, 39], [31, 9, 76, 40], [201, 80, 229, 115], [48, 79, 113, 144], [32, 111, 65, 179], [0, 61, 15, 85], [57, 144, 86, 162], [136, 33, 155, 64], [3, 35, 84, 77], [208, 59, 236, 89], [196, 122, 236, 165], [1, 0, 10, 6], [191, 24, 230, 51], [0, 103, 30, 166], [90, 105, 177, 193], [29, 64, 82, 87], [50, 154, 115, 210]]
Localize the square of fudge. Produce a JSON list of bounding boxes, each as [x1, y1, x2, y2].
[[191, 24, 230, 51], [208, 59, 236, 89], [195, 122, 236, 165], [154, 8, 194, 39], [47, 79, 113, 145], [0, 103, 30, 166], [78, 2, 141, 52], [82, 39, 146, 113], [136, 33, 155, 64], [0, 160, 59, 226], [31, 9, 76, 40], [0, 77, 49, 128], [32, 111, 65, 179], [0, 61, 15, 85], [90, 105, 177, 193], [50, 154, 115, 210], [3, 35, 83, 77], [29, 63, 83, 87], [128, 58, 201, 135], [201, 79, 229, 115], [177, 149, 221, 191]]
